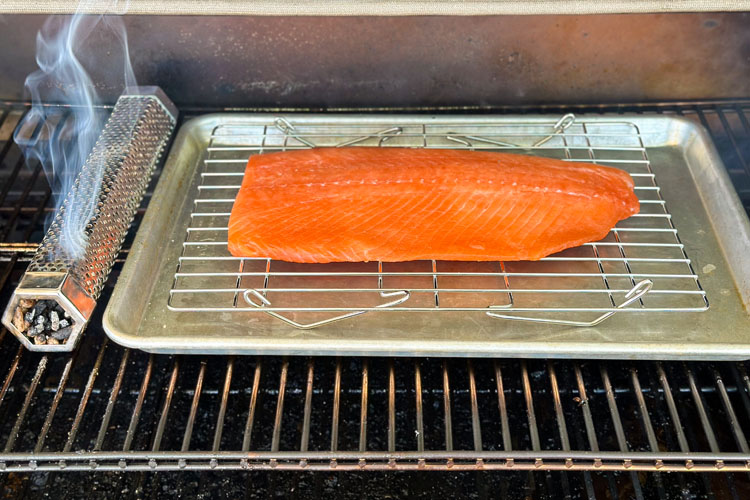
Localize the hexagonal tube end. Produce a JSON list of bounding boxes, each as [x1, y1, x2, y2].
[[1, 272, 94, 352]]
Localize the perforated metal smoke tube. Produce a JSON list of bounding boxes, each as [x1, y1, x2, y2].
[[1, 87, 177, 352]]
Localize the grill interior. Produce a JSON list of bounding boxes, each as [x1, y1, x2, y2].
[[0, 101, 749, 497]]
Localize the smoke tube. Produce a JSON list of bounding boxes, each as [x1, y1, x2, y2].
[[2, 87, 177, 352]]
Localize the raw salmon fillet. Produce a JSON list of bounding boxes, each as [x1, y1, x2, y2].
[[228, 148, 639, 263]]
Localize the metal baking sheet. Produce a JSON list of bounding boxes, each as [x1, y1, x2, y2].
[[103, 114, 750, 359]]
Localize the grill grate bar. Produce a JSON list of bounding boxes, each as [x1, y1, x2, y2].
[[122, 354, 153, 453], [241, 360, 262, 453], [0, 346, 23, 414], [414, 361, 424, 454], [686, 365, 721, 455], [468, 360, 483, 454], [388, 360, 396, 454], [93, 349, 130, 452], [442, 360, 453, 453], [0, 120, 39, 209], [631, 368, 660, 453], [181, 361, 206, 452], [62, 341, 108, 454], [152, 358, 179, 453], [34, 355, 75, 453], [0, 110, 59, 241], [575, 364, 600, 454], [713, 369, 750, 454], [661, 365, 700, 479], [330, 358, 341, 454], [631, 366, 668, 498], [494, 362, 511, 453], [300, 358, 313, 454], [601, 367, 646, 500], [732, 364, 750, 425], [271, 358, 288, 453], [0, 162, 42, 243], [548, 362, 571, 453], [359, 360, 368, 453], [4, 356, 46, 453], [521, 361, 540, 453], [0, 458, 747, 473], [715, 108, 750, 179], [601, 367, 630, 453], [212, 357, 233, 453]]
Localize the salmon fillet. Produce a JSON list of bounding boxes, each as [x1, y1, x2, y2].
[[228, 148, 639, 263]]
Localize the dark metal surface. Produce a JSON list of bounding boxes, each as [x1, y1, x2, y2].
[[0, 101, 749, 498], [0, 14, 749, 108]]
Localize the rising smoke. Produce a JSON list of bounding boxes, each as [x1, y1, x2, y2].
[[14, 1, 135, 261]]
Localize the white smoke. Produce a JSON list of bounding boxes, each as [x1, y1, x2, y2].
[[14, 1, 135, 261]]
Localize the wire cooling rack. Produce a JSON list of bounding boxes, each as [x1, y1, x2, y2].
[[167, 115, 708, 329]]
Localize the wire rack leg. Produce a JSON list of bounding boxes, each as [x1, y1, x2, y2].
[[486, 279, 652, 327], [242, 289, 410, 330]]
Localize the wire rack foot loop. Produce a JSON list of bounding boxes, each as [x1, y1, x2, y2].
[[486, 279, 653, 327], [242, 288, 410, 330]]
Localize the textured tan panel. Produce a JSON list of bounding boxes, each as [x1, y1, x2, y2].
[[1, 0, 749, 15]]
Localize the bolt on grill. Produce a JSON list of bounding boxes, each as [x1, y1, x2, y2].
[[0, 101, 749, 498]]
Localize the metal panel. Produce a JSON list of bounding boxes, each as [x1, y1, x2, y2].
[[0, 14, 748, 107]]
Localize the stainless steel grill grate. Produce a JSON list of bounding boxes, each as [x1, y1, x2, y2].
[[0, 101, 749, 499], [169, 118, 707, 329]]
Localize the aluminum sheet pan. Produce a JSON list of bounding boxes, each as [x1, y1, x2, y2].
[[103, 114, 750, 359]]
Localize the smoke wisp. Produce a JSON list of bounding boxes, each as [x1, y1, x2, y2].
[[14, 0, 135, 261]]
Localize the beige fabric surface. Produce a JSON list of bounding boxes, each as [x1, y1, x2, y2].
[[1, 0, 748, 15]]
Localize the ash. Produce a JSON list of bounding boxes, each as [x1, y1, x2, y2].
[[11, 299, 73, 345]]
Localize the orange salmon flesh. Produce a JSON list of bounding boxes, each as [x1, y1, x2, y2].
[[228, 148, 639, 263]]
